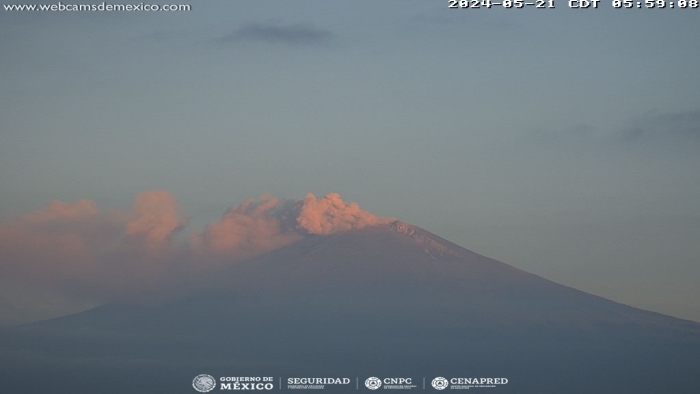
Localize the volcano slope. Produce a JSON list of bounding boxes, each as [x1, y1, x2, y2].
[[2, 222, 699, 393]]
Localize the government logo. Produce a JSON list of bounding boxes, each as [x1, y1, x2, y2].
[[192, 374, 217, 393], [365, 377, 382, 390], [431, 377, 449, 390]]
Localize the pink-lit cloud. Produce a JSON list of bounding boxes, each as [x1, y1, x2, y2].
[[0, 191, 390, 302], [0, 191, 187, 300], [124, 190, 187, 253], [191, 194, 302, 262], [297, 193, 393, 235]]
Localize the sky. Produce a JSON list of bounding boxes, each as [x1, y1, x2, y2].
[[1, 0, 699, 324]]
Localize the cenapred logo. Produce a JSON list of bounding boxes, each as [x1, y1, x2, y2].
[[365, 377, 382, 390], [431, 377, 449, 390], [192, 374, 217, 393]]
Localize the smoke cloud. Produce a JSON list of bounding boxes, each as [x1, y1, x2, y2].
[[297, 193, 392, 235], [0, 191, 187, 300], [124, 190, 187, 253], [191, 194, 302, 262], [0, 191, 390, 305]]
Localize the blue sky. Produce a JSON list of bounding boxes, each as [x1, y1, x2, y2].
[[1, 0, 699, 322]]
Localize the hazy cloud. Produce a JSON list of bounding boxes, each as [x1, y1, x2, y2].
[[0, 191, 187, 301], [22, 199, 99, 225], [531, 109, 700, 148], [625, 109, 700, 141], [220, 22, 334, 47]]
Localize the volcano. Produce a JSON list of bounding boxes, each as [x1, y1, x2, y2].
[[2, 221, 699, 394]]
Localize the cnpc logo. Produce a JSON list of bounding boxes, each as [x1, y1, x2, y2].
[[365, 377, 413, 390], [365, 377, 382, 390]]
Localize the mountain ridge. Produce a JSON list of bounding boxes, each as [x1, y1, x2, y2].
[[2, 221, 699, 393]]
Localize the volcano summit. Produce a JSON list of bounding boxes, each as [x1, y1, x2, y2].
[[1, 193, 699, 394]]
